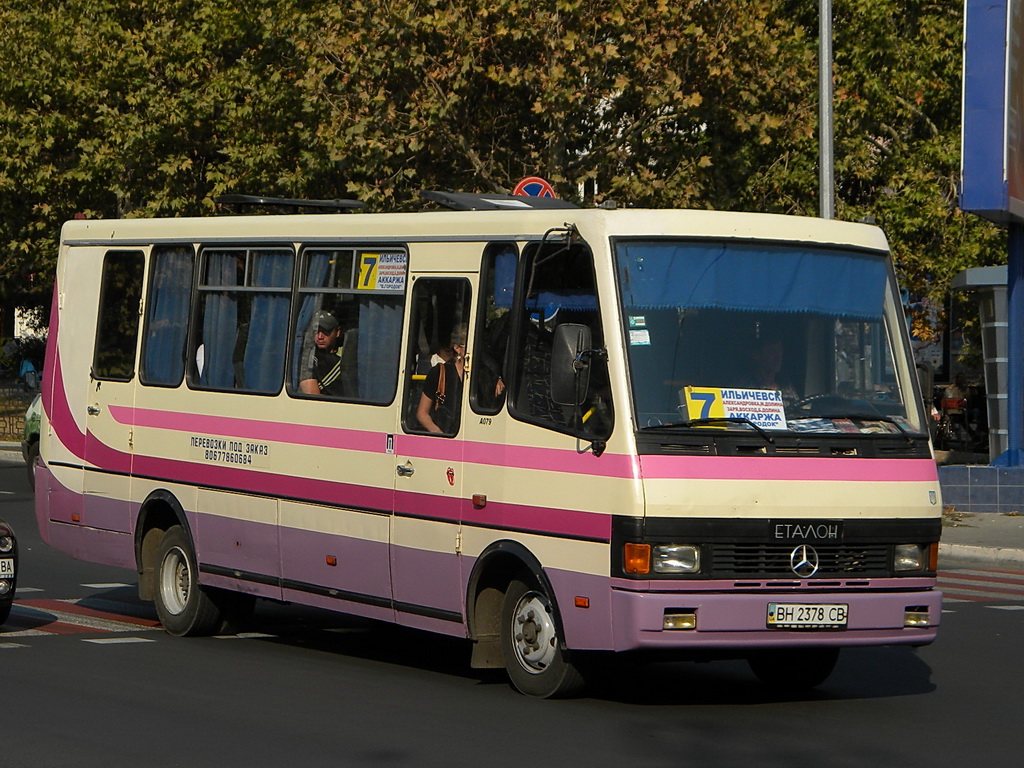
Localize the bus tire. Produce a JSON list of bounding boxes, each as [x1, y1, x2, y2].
[[748, 647, 839, 691], [500, 576, 585, 698], [154, 526, 223, 637]]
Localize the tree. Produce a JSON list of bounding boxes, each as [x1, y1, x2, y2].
[[303, 0, 819, 210], [304, 0, 1003, 332], [826, 0, 1004, 338], [0, 0, 1007, 342], [0, 0, 339, 326]]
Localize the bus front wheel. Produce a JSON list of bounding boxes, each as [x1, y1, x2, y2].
[[154, 526, 223, 636], [500, 576, 585, 698]]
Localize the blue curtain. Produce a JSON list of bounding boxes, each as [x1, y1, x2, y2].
[[357, 297, 403, 401], [243, 250, 293, 392], [200, 253, 238, 388], [617, 241, 888, 320], [142, 246, 193, 385], [290, 252, 331, 388]]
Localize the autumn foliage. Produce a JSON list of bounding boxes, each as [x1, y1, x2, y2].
[[0, 0, 1005, 332]]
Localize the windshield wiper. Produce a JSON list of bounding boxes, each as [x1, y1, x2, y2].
[[643, 417, 775, 444]]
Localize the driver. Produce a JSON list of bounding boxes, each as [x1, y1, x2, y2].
[[752, 339, 798, 404]]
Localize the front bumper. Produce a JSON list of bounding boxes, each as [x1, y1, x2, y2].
[[609, 585, 942, 651]]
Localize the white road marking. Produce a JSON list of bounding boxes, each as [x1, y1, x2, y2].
[[81, 583, 131, 589]]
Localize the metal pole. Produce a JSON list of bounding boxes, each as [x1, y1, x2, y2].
[[1005, 222, 1024, 465], [819, 0, 835, 220]]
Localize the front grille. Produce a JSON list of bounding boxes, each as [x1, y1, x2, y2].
[[709, 543, 890, 578]]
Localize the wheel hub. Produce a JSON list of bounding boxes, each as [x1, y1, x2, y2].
[[512, 592, 557, 674]]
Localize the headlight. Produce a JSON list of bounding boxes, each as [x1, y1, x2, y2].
[[894, 543, 927, 572], [0, 535, 13, 554], [653, 544, 701, 574]]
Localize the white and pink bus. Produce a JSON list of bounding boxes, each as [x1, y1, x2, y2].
[[35, 193, 942, 696]]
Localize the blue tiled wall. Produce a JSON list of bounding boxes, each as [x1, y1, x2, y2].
[[938, 465, 1024, 514]]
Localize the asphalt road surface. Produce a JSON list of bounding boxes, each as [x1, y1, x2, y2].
[[2, 451, 1021, 768]]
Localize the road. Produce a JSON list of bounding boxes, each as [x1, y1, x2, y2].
[[2, 450, 1022, 768]]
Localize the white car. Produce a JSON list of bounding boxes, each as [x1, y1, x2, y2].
[[21, 393, 41, 489]]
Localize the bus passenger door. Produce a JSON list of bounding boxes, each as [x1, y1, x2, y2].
[[391, 277, 471, 625], [83, 250, 145, 534]]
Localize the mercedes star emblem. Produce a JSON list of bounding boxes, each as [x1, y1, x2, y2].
[[790, 545, 820, 578]]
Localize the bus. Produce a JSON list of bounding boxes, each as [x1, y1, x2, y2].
[[35, 192, 942, 697]]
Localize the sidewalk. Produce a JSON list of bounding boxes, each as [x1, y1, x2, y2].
[[940, 509, 1024, 564], [4, 442, 1021, 564]]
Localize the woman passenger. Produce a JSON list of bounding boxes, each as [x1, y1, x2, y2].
[[417, 325, 467, 434]]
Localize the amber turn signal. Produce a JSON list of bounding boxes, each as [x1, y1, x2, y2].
[[624, 543, 651, 574]]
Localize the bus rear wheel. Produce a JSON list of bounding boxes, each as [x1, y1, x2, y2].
[[500, 576, 585, 698], [154, 526, 223, 636], [747, 647, 840, 691]]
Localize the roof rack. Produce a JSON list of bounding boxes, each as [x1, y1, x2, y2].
[[419, 190, 578, 211], [214, 194, 366, 212]]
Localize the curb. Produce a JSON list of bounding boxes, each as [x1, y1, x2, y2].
[[939, 542, 1024, 565]]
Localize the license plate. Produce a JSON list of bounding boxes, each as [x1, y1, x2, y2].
[[767, 603, 848, 628], [0, 557, 13, 578]]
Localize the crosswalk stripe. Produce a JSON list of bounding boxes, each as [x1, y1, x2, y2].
[[42, 598, 160, 627], [938, 566, 1024, 604], [940, 573, 1024, 586], [5, 599, 161, 634], [937, 581, 1024, 596]]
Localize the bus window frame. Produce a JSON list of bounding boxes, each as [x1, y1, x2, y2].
[[92, 249, 146, 384], [469, 241, 518, 417], [402, 276, 473, 437], [288, 243, 409, 405], [139, 243, 198, 389], [506, 237, 613, 440], [186, 243, 296, 396]]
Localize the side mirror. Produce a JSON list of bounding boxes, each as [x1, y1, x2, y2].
[[551, 323, 592, 405]]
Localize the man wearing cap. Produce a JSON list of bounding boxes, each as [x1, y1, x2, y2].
[[300, 310, 345, 396]]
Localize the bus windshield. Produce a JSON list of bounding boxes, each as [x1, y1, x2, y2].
[[614, 239, 924, 436]]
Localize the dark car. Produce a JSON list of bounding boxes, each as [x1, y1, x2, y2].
[[0, 518, 16, 625]]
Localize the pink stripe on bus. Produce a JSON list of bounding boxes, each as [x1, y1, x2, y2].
[[638, 455, 938, 483], [111, 404, 934, 484], [111, 405, 640, 479], [113, 406, 385, 454]]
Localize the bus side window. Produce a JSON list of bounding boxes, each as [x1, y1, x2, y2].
[[402, 278, 472, 435], [93, 250, 145, 381], [509, 241, 613, 439], [471, 242, 517, 415], [290, 247, 406, 402], [191, 247, 293, 394], [140, 244, 195, 387]]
